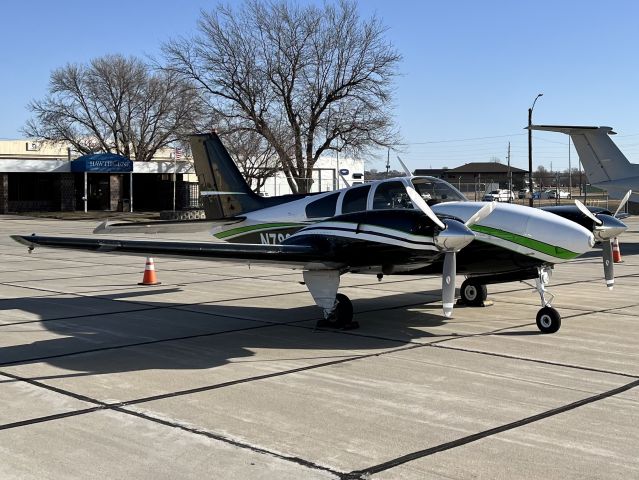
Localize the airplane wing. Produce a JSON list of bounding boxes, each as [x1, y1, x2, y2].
[[93, 217, 245, 234], [11, 235, 335, 269]]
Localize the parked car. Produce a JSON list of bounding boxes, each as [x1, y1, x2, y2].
[[532, 190, 550, 200], [518, 188, 529, 199], [482, 189, 515, 202], [546, 189, 571, 199], [558, 190, 571, 199]]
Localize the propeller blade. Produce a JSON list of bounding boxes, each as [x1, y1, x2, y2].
[[406, 185, 446, 230], [396, 155, 412, 177], [602, 239, 614, 290], [465, 202, 496, 227], [442, 251, 456, 318], [613, 190, 632, 218], [574, 199, 603, 225]]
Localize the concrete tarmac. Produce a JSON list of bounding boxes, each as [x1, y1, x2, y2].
[[0, 214, 637, 479]]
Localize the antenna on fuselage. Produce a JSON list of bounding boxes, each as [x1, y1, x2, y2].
[[396, 155, 412, 177]]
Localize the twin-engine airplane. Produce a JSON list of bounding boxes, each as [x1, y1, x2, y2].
[[12, 133, 628, 334]]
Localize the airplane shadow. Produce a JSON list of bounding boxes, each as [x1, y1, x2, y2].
[[0, 288, 451, 377], [575, 240, 639, 259]]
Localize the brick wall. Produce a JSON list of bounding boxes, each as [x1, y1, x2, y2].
[[110, 174, 123, 211]]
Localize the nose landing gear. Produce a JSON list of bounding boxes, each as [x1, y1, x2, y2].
[[534, 266, 561, 333]]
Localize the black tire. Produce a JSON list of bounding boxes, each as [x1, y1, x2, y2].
[[460, 279, 487, 306], [334, 293, 353, 326], [536, 306, 561, 334]]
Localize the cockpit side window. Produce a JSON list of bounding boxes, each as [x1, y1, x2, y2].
[[305, 192, 340, 218], [342, 185, 371, 214], [372, 181, 412, 210], [411, 177, 466, 204]]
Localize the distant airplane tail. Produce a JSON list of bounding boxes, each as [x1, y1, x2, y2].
[[189, 132, 309, 219], [530, 125, 634, 185]]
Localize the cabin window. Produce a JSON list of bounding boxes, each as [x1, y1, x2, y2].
[[372, 181, 412, 210], [305, 192, 340, 218], [342, 185, 371, 213]]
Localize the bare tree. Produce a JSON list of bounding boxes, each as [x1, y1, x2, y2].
[[24, 54, 204, 161], [535, 165, 549, 188], [221, 128, 280, 194], [162, 0, 401, 193]]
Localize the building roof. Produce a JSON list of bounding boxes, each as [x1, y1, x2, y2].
[[447, 162, 527, 174]]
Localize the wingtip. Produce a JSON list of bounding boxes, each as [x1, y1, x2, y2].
[[10, 235, 35, 248]]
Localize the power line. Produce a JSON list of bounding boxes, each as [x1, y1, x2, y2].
[[403, 133, 526, 145]]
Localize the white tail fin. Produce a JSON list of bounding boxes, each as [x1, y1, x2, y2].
[[530, 125, 639, 185]]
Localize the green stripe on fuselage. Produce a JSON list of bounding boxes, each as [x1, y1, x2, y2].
[[214, 223, 304, 239], [470, 224, 579, 260]]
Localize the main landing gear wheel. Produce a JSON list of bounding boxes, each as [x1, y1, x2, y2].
[[316, 293, 359, 330], [460, 279, 488, 306], [536, 306, 561, 334]]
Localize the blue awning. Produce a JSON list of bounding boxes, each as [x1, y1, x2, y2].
[[71, 153, 133, 173]]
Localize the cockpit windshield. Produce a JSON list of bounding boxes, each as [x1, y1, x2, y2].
[[411, 177, 467, 205]]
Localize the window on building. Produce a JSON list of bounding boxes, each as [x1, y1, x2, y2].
[[305, 192, 340, 218], [341, 185, 371, 213]]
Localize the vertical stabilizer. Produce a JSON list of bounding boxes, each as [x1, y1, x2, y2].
[[189, 132, 266, 219], [189, 132, 312, 219], [530, 125, 632, 184]]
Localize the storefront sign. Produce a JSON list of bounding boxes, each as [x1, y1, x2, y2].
[[71, 153, 133, 173]]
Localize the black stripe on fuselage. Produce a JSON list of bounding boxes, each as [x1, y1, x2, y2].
[[297, 225, 437, 248]]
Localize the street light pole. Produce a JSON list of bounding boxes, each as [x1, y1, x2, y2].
[[528, 93, 543, 207]]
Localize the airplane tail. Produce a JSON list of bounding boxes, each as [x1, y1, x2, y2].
[[530, 125, 633, 185], [189, 132, 309, 219]]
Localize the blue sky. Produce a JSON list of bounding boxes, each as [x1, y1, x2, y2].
[[2, 0, 639, 173]]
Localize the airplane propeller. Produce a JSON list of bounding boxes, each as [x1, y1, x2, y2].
[[574, 198, 628, 290], [406, 186, 494, 317], [405, 186, 446, 229], [465, 202, 496, 227], [613, 190, 632, 218]]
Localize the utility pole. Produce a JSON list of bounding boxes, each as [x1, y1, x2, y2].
[[507, 142, 512, 201], [528, 93, 543, 207], [568, 137, 572, 196], [386, 148, 390, 177]]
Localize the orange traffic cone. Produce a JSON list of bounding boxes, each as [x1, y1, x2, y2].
[[138, 257, 161, 285], [612, 238, 623, 263]]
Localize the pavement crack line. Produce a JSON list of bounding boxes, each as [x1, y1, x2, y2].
[[2, 362, 636, 479], [344, 378, 639, 479]]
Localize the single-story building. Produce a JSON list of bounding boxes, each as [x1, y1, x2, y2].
[[0, 139, 363, 213], [414, 162, 528, 198], [0, 140, 198, 213]]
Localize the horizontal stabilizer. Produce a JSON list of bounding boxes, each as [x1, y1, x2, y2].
[[530, 124, 639, 190]]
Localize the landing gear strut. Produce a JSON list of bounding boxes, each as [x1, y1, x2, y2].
[[303, 270, 359, 330], [534, 266, 561, 333]]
